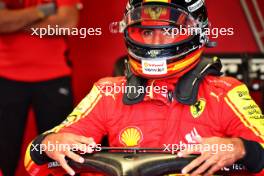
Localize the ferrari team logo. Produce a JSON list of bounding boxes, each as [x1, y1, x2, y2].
[[190, 99, 206, 118], [144, 6, 167, 20], [119, 126, 143, 147]]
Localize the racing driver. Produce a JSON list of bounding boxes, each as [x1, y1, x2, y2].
[[25, 0, 264, 175]]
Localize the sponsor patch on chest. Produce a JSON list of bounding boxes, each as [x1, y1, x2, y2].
[[119, 126, 143, 147]]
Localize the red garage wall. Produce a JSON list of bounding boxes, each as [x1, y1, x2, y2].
[[15, 0, 261, 176], [69, 0, 127, 102], [205, 0, 259, 53]]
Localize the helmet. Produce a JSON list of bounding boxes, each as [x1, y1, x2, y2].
[[111, 0, 210, 79]]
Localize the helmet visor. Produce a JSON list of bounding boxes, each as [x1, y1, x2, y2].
[[124, 4, 198, 28], [127, 26, 191, 45], [124, 4, 199, 46]]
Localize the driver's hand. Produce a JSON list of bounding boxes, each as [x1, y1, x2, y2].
[[178, 137, 246, 176], [42, 133, 96, 176]]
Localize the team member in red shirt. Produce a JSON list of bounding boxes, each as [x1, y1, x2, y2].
[[25, 0, 264, 175], [0, 0, 81, 175]]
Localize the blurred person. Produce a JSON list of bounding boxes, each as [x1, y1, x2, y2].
[[0, 0, 81, 175], [25, 0, 264, 176]]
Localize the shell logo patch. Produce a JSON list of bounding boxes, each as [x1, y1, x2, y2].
[[119, 126, 143, 147], [190, 99, 206, 118]]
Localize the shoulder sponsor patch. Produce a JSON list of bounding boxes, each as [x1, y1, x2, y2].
[[226, 84, 264, 138], [75, 85, 101, 113], [49, 85, 102, 133], [227, 85, 263, 120]]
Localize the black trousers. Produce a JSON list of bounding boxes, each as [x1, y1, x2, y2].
[[0, 76, 73, 176]]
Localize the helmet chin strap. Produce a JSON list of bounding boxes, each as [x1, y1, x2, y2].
[[123, 57, 222, 105], [123, 59, 148, 105]]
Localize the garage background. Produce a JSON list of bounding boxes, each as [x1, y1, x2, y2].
[[9, 0, 264, 175]]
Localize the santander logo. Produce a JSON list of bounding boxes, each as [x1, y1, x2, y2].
[[144, 62, 165, 67]]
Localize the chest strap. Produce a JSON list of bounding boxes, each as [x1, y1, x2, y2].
[[123, 57, 222, 105]]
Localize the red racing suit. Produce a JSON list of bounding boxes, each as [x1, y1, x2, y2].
[[25, 75, 264, 175]]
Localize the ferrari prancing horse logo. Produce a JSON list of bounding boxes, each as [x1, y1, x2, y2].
[[144, 6, 167, 20], [190, 99, 206, 118]]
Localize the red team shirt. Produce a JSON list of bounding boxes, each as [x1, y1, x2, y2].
[[25, 76, 264, 175], [0, 0, 80, 82]]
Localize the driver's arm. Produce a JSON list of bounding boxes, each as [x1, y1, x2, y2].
[[221, 83, 264, 172], [0, 0, 80, 34], [25, 84, 111, 175], [25, 5, 79, 31], [0, 1, 44, 33], [180, 79, 264, 175]]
